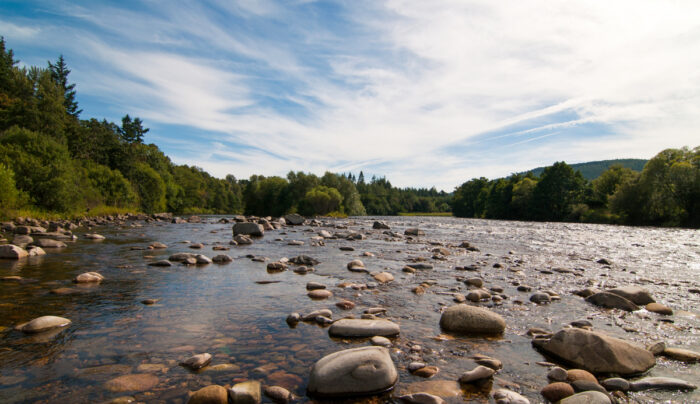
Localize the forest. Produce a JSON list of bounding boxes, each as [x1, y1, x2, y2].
[[0, 38, 449, 219], [453, 148, 699, 228]]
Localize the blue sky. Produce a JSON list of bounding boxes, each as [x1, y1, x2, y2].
[[2, 0, 699, 190]]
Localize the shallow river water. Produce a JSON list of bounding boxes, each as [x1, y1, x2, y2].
[[0, 216, 699, 403]]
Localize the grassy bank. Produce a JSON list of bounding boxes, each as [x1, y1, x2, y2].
[[0, 205, 139, 221]]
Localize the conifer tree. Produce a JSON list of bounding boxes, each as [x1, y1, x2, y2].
[[48, 54, 81, 117]]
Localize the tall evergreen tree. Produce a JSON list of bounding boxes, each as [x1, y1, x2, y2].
[[48, 54, 81, 117], [119, 114, 149, 143]]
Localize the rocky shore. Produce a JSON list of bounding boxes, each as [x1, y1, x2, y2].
[[0, 214, 698, 403]]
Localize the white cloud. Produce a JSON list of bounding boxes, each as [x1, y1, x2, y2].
[[18, 0, 700, 190], [0, 20, 40, 39]]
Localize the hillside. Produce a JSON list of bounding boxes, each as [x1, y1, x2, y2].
[[525, 159, 648, 180]]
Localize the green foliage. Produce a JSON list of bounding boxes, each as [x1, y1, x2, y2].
[[0, 126, 81, 212], [243, 175, 290, 217], [452, 177, 489, 218], [119, 114, 149, 143], [48, 55, 81, 117], [130, 163, 166, 213], [0, 162, 19, 209], [299, 185, 343, 216], [84, 162, 138, 208], [531, 162, 587, 221], [321, 172, 366, 216]]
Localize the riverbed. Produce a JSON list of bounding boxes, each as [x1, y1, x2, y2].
[[1, 216, 698, 403]]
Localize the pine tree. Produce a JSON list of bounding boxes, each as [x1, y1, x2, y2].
[[48, 54, 81, 117], [358, 171, 365, 185], [119, 114, 149, 143]]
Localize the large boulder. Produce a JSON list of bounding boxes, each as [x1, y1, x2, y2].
[[233, 222, 264, 237], [328, 319, 400, 337], [585, 292, 639, 311], [0, 244, 28, 259], [606, 286, 655, 305], [283, 214, 305, 225], [16, 315, 72, 333], [439, 304, 506, 335], [307, 346, 397, 398], [532, 328, 655, 376], [230, 380, 261, 404]]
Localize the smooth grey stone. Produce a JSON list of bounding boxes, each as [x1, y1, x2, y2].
[[307, 346, 397, 397], [458, 365, 495, 384], [397, 393, 445, 404], [439, 304, 506, 335], [559, 391, 610, 404], [328, 319, 400, 337], [607, 286, 655, 305], [493, 389, 530, 404], [629, 377, 697, 391], [16, 315, 71, 333], [601, 378, 630, 392], [586, 292, 639, 311], [232, 222, 264, 237]]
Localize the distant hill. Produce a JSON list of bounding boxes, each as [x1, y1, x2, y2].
[[525, 159, 648, 180]]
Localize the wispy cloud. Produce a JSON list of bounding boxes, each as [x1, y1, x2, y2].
[[2, 0, 699, 190]]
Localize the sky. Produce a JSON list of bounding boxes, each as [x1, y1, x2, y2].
[[2, 0, 699, 191]]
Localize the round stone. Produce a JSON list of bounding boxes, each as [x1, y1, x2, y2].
[[439, 304, 506, 335]]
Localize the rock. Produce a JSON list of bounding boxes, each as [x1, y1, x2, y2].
[[475, 358, 502, 370], [308, 289, 332, 299], [263, 385, 291, 404], [607, 286, 655, 305], [169, 253, 196, 262], [27, 246, 46, 256], [541, 382, 575, 402], [662, 347, 700, 362], [559, 391, 610, 404], [234, 235, 253, 245], [398, 393, 445, 404], [212, 254, 233, 263], [74, 272, 104, 283], [229, 380, 261, 404], [532, 328, 655, 376], [233, 222, 264, 237], [267, 262, 287, 272], [645, 302, 673, 315], [187, 385, 228, 404], [286, 313, 301, 326], [567, 369, 597, 383], [180, 353, 212, 370], [289, 255, 320, 265], [585, 292, 639, 311], [306, 281, 326, 290], [404, 228, 425, 236], [571, 380, 607, 394], [411, 263, 433, 270], [149, 260, 172, 267], [307, 346, 398, 397], [465, 278, 483, 287], [596, 258, 612, 265], [530, 292, 551, 304], [413, 366, 439, 378], [629, 376, 697, 391], [104, 374, 159, 392], [189, 243, 204, 249], [600, 378, 629, 392], [573, 288, 599, 298], [547, 367, 568, 382], [373, 221, 390, 230], [318, 230, 332, 238], [16, 315, 71, 333], [195, 254, 212, 264], [493, 389, 530, 404], [370, 336, 392, 347], [328, 319, 400, 337], [347, 259, 367, 272], [150, 242, 167, 249], [373, 272, 394, 283], [33, 238, 67, 248], [85, 233, 105, 240], [141, 299, 159, 305], [302, 309, 332, 321], [336, 300, 355, 310], [284, 214, 305, 225], [439, 304, 506, 336], [0, 244, 28, 259], [187, 215, 202, 223], [458, 365, 495, 384]]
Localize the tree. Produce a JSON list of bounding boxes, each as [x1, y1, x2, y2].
[[119, 114, 149, 143], [452, 177, 489, 217], [299, 185, 343, 216], [48, 55, 81, 117], [531, 162, 587, 221], [130, 162, 166, 213], [0, 163, 20, 209], [592, 164, 639, 205]]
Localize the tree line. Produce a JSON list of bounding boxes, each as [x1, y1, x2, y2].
[[453, 147, 699, 228], [0, 38, 451, 218]]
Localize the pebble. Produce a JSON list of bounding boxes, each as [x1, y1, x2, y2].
[[458, 365, 495, 384]]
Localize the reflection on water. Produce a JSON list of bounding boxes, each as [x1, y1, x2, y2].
[[1, 216, 699, 403]]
